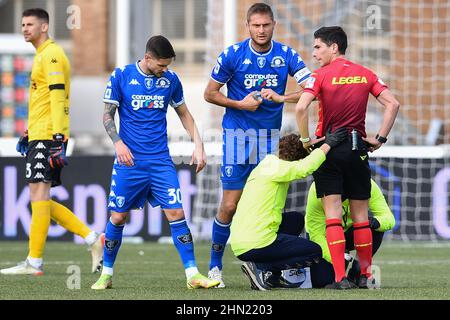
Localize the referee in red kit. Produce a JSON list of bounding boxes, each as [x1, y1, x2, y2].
[[295, 26, 400, 289]]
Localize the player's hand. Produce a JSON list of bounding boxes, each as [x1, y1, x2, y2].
[[240, 91, 263, 111], [368, 216, 381, 230], [114, 140, 134, 166], [190, 147, 206, 174], [48, 133, 68, 169], [260, 88, 284, 103], [362, 136, 382, 152], [16, 130, 29, 156], [311, 136, 325, 145], [324, 127, 348, 148]]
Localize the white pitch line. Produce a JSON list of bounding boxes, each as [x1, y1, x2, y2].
[[374, 259, 450, 265], [1, 259, 449, 268], [0, 260, 212, 266], [383, 242, 450, 248]]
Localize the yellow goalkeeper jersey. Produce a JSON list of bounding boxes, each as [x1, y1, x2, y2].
[[28, 39, 70, 141]]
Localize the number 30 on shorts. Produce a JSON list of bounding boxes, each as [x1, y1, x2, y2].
[[168, 188, 182, 204]]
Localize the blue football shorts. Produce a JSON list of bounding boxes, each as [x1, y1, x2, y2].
[[107, 157, 183, 212], [221, 130, 277, 190], [221, 163, 257, 190]]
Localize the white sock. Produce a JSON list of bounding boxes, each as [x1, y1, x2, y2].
[[27, 256, 43, 269], [185, 266, 199, 279], [84, 231, 98, 246], [102, 266, 114, 276]]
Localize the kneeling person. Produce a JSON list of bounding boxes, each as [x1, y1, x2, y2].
[[229, 128, 348, 290], [306, 179, 395, 289]]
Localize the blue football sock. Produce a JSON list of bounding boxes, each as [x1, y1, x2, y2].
[[169, 219, 196, 269], [103, 219, 125, 269], [209, 218, 231, 270]]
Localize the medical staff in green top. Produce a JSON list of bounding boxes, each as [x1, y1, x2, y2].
[[306, 179, 395, 288], [229, 128, 348, 290]]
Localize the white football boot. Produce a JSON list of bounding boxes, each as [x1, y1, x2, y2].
[[208, 266, 226, 288], [89, 233, 105, 273], [0, 260, 44, 276]]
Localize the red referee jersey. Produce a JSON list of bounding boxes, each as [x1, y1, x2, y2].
[[303, 57, 387, 137]]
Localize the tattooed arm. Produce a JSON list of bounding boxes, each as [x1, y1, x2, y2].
[[103, 103, 121, 143], [103, 103, 134, 166]]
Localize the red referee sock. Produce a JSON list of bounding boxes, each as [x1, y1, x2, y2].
[[353, 221, 373, 277], [326, 219, 346, 282]]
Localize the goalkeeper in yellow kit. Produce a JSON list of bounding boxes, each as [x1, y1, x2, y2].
[[0, 8, 103, 276]]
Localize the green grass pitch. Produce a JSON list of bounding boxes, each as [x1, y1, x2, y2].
[[0, 241, 449, 300]]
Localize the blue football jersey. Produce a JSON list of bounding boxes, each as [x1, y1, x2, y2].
[[210, 38, 311, 132], [103, 62, 184, 159]]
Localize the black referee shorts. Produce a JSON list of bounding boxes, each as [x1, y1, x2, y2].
[[313, 136, 371, 200], [25, 140, 64, 187]]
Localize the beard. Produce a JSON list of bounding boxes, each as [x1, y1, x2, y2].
[[251, 33, 273, 49]]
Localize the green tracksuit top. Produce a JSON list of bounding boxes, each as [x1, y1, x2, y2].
[[230, 149, 326, 257]]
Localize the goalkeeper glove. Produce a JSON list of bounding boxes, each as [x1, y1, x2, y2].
[[48, 133, 68, 169], [16, 132, 29, 156], [368, 216, 381, 230], [324, 127, 348, 148]]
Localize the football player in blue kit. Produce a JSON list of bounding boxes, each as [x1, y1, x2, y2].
[[91, 35, 220, 290], [204, 3, 312, 287]]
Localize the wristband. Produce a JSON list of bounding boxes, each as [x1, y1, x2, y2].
[[375, 134, 387, 144], [300, 137, 311, 143]]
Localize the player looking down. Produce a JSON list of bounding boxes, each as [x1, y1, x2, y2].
[[204, 2, 312, 287], [91, 35, 219, 290], [295, 26, 400, 288]]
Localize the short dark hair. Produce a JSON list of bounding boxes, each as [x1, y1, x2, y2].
[[145, 35, 176, 59], [22, 8, 49, 23], [278, 134, 309, 161], [314, 26, 347, 54], [246, 3, 274, 22]]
